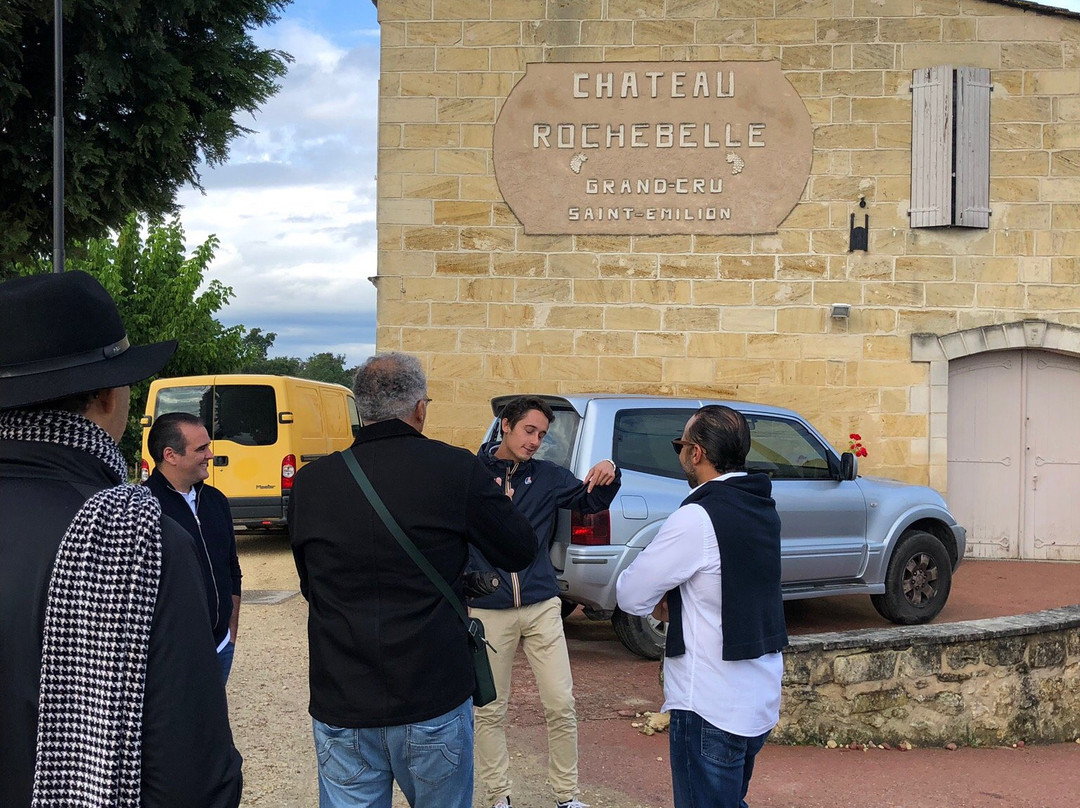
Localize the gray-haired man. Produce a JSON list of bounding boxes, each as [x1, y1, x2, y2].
[[289, 352, 537, 808]]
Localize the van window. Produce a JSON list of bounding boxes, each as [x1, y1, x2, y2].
[[348, 398, 361, 439], [154, 383, 278, 446], [215, 385, 278, 446], [155, 384, 213, 424]]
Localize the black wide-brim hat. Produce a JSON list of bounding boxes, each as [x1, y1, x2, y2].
[[0, 270, 177, 409]]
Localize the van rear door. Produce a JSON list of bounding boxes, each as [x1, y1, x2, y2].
[[210, 381, 282, 502]]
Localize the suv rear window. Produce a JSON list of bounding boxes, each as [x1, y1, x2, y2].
[[484, 403, 581, 469], [154, 384, 278, 446]]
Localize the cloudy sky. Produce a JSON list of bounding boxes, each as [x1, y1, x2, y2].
[[177, 0, 381, 366], [179, 0, 1080, 366]]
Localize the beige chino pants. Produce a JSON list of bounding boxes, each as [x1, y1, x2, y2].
[[472, 597, 578, 805]]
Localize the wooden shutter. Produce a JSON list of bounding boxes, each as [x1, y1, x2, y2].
[[910, 66, 952, 228], [910, 65, 991, 229], [955, 67, 992, 228]]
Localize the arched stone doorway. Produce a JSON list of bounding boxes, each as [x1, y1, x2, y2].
[[912, 321, 1080, 560]]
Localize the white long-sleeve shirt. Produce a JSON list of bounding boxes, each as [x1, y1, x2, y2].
[[616, 474, 782, 737]]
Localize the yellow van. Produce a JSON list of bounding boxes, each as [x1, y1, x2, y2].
[[140, 374, 359, 530]]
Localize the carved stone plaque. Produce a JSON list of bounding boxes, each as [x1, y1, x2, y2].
[[492, 61, 813, 235]]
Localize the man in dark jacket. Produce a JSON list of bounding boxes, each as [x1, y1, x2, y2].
[[471, 396, 621, 808], [289, 352, 537, 808], [0, 271, 242, 808], [617, 405, 787, 808], [145, 411, 243, 682]]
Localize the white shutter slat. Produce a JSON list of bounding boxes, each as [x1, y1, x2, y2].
[[910, 65, 953, 227], [955, 66, 992, 228]]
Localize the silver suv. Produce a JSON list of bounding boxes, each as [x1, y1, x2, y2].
[[484, 394, 967, 659]]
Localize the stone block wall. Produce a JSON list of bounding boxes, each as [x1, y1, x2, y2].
[[375, 0, 1080, 486], [777, 606, 1080, 746]]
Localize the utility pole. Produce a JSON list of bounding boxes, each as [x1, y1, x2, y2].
[[52, 0, 64, 273]]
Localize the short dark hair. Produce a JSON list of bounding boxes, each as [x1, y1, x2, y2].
[[148, 411, 204, 464], [686, 405, 750, 474], [15, 390, 98, 415], [499, 396, 555, 431]]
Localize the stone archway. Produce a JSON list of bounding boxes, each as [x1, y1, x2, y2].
[[912, 321, 1080, 559]]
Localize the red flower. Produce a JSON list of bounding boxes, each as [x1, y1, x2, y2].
[[849, 433, 868, 458]]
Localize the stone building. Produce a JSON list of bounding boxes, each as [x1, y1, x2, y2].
[[372, 0, 1080, 561]]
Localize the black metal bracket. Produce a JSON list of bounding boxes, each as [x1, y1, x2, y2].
[[849, 212, 869, 252]]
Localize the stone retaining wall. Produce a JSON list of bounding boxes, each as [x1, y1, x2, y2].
[[776, 606, 1080, 746]]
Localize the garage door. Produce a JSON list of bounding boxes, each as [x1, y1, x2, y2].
[[948, 349, 1080, 560]]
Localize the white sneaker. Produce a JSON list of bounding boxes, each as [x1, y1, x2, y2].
[[556, 800, 590, 808], [491, 798, 511, 808]]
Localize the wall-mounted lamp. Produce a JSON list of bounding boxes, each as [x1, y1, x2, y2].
[[830, 303, 851, 319]]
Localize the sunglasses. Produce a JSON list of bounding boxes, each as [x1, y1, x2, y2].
[[671, 439, 696, 456]]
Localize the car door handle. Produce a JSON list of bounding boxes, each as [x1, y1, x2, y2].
[[213, 456, 229, 467]]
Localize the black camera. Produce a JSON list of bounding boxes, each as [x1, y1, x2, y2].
[[463, 570, 500, 598]]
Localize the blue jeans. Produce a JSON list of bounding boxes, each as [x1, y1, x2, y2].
[[312, 698, 474, 808], [669, 709, 770, 808], [218, 641, 235, 683]]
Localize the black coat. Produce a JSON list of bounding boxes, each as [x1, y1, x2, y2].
[[0, 437, 243, 808], [145, 469, 242, 646], [289, 418, 537, 728]]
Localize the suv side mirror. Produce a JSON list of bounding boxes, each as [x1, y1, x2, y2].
[[839, 452, 858, 481]]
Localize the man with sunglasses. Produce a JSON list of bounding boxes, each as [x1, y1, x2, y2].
[[616, 405, 787, 808]]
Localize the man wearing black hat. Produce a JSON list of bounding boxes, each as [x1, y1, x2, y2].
[[0, 271, 243, 808]]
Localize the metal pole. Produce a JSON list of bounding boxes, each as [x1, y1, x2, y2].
[[52, 0, 64, 273]]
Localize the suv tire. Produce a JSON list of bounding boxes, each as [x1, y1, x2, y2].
[[871, 530, 952, 625], [612, 608, 666, 660]]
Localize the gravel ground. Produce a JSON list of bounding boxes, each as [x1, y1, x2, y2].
[[227, 532, 665, 808]]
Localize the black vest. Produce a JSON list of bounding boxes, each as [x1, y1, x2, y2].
[[665, 473, 788, 661]]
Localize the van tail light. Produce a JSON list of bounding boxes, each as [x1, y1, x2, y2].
[[570, 510, 610, 546], [140, 459, 149, 482], [281, 454, 296, 490]]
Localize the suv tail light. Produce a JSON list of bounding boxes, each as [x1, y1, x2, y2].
[[140, 459, 149, 482], [281, 454, 296, 490], [571, 510, 610, 545]]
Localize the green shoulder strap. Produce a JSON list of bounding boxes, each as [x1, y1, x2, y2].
[[339, 449, 492, 650]]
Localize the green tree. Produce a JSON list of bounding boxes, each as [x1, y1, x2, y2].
[[239, 331, 354, 386], [301, 352, 354, 387], [0, 0, 291, 270], [20, 214, 251, 464]]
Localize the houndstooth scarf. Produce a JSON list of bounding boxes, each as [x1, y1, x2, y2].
[[0, 408, 162, 808]]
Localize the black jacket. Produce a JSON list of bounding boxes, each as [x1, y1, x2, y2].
[[145, 469, 242, 646], [0, 436, 242, 808], [468, 441, 621, 609], [289, 418, 537, 728]]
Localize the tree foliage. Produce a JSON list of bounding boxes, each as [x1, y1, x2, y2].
[[19, 213, 253, 464], [0, 0, 291, 270], [241, 329, 355, 387]]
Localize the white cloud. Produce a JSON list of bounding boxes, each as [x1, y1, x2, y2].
[[179, 5, 380, 366]]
